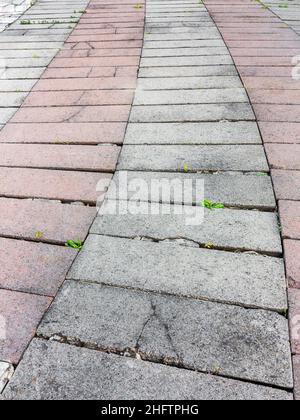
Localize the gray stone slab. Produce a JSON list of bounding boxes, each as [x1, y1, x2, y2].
[[130, 104, 254, 123], [38, 281, 292, 388], [144, 39, 225, 48], [92, 201, 282, 255], [0, 35, 67, 42], [142, 47, 229, 57], [139, 65, 238, 77], [0, 80, 37, 91], [1, 57, 52, 67], [2, 339, 293, 400], [1, 67, 44, 79], [117, 145, 269, 172], [124, 122, 261, 145], [0, 42, 63, 49], [0, 108, 17, 124], [68, 234, 287, 312], [107, 171, 276, 210], [134, 88, 248, 105], [137, 76, 242, 90], [0, 92, 28, 107], [140, 56, 233, 67], [0, 362, 13, 393]]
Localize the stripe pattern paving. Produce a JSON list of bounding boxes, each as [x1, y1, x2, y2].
[[2, 0, 294, 400], [204, 0, 300, 400], [0, 0, 144, 387]]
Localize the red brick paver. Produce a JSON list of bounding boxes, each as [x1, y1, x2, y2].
[[0, 0, 144, 365], [204, 0, 300, 400]]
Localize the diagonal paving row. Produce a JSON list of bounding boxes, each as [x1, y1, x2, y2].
[[2, 0, 294, 400]]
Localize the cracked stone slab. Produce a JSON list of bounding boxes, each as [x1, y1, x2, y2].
[[2, 339, 292, 400], [68, 234, 287, 312], [38, 281, 292, 388], [0, 362, 13, 394], [129, 104, 254, 122], [91, 201, 282, 255], [124, 122, 261, 144], [107, 171, 276, 209], [117, 145, 269, 172]]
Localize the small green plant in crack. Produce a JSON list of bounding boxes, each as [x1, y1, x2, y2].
[[204, 242, 214, 249], [183, 164, 189, 173], [134, 4, 144, 9], [201, 199, 225, 210], [35, 231, 44, 239], [65, 239, 83, 250], [20, 20, 32, 25], [256, 172, 268, 177]]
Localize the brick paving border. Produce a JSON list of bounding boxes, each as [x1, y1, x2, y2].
[[204, 0, 300, 400], [0, 0, 145, 370]]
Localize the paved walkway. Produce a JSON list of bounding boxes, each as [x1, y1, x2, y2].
[[0, 0, 299, 400]]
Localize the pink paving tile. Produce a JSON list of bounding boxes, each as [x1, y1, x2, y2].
[[265, 144, 300, 170], [249, 90, 300, 105], [234, 57, 293, 66], [64, 40, 142, 49], [0, 167, 109, 204], [10, 105, 130, 123], [41, 67, 116, 79], [0, 197, 97, 244], [289, 289, 300, 354], [255, 105, 300, 122], [115, 66, 139, 77], [231, 48, 300, 57], [239, 67, 294, 77], [0, 144, 120, 171], [33, 77, 137, 91], [242, 77, 300, 90], [0, 238, 76, 296], [226, 40, 300, 48], [272, 170, 300, 201], [0, 289, 51, 364], [0, 122, 126, 144], [294, 356, 300, 400], [23, 90, 134, 107], [285, 240, 300, 289], [57, 48, 141, 58], [279, 200, 300, 240], [48, 56, 140, 68], [259, 122, 300, 144]]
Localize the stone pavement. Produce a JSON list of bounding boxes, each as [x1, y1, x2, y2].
[[0, 0, 298, 400], [263, 0, 300, 35]]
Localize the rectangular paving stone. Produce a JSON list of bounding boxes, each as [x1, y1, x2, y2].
[[272, 170, 300, 200], [143, 39, 225, 48], [0, 290, 51, 364], [39, 281, 292, 388], [0, 238, 77, 296], [138, 65, 237, 77], [255, 104, 300, 122], [2, 339, 292, 400], [140, 56, 233, 66], [23, 90, 134, 107], [133, 88, 248, 105], [41, 66, 115, 79], [0, 197, 96, 245], [0, 122, 126, 144], [130, 104, 254, 123], [0, 167, 106, 204], [0, 144, 120, 171], [294, 356, 300, 400], [0, 362, 13, 394], [49, 56, 139, 67], [0, 67, 45, 80], [92, 201, 282, 255], [0, 79, 38, 92], [0, 108, 17, 125], [288, 288, 300, 355], [125, 121, 261, 145], [117, 145, 269, 172], [10, 105, 130, 123], [284, 240, 300, 289], [250, 89, 300, 105], [265, 144, 300, 170], [279, 200, 300, 240], [108, 171, 276, 209], [68, 234, 287, 312], [0, 92, 28, 107], [32, 77, 137, 91], [142, 47, 229, 57], [259, 122, 300, 144], [138, 76, 242, 89]]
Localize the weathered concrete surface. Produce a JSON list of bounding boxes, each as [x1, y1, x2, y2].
[[2, 339, 293, 400], [0, 362, 13, 393], [38, 281, 293, 388], [92, 201, 282, 255], [68, 234, 287, 312]]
